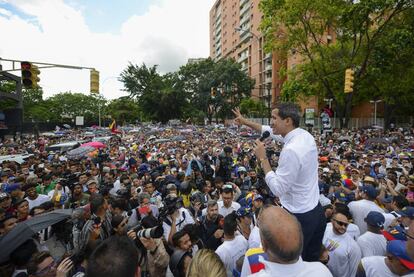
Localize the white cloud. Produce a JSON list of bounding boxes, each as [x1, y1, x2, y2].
[[0, 0, 216, 99]]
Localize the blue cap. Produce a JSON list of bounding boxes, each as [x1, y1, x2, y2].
[[382, 226, 407, 241], [365, 211, 385, 228], [236, 206, 252, 217], [254, 194, 264, 201], [387, 240, 414, 270], [397, 207, 414, 219], [361, 185, 378, 199], [334, 191, 349, 203]]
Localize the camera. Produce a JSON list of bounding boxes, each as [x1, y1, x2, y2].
[[159, 195, 182, 219], [136, 225, 164, 239]]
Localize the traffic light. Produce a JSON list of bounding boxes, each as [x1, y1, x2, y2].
[[211, 87, 216, 97], [344, 68, 354, 93], [90, 69, 99, 94], [21, 61, 40, 88]]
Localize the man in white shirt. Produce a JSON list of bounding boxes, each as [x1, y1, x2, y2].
[[162, 195, 194, 244], [241, 205, 332, 277], [23, 184, 49, 210], [234, 103, 326, 261], [348, 185, 384, 234], [323, 212, 361, 277], [357, 211, 387, 257], [216, 212, 248, 277], [357, 240, 414, 277], [203, 184, 241, 217]]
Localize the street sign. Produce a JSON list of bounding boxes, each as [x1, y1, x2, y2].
[[75, 116, 84, 126]]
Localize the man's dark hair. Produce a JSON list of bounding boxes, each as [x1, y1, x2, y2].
[[172, 230, 188, 248], [87, 236, 141, 277], [275, 102, 301, 128], [223, 212, 238, 237], [393, 195, 409, 210], [334, 202, 352, 220], [90, 193, 105, 214]]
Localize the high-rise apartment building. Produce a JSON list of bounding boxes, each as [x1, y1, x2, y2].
[[209, 0, 285, 109]]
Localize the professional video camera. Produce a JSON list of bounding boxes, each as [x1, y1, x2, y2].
[[158, 195, 182, 220]]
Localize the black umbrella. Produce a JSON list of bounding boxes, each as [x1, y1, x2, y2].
[[365, 137, 389, 145], [66, 146, 95, 160], [0, 209, 72, 263]]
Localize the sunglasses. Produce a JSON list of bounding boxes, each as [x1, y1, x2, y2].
[[333, 219, 349, 227]]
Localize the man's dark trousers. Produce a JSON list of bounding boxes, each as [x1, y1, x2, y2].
[[293, 203, 326, 262]]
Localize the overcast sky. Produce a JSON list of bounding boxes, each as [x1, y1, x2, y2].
[[0, 0, 216, 99]]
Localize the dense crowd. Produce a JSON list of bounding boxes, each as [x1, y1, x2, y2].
[[0, 116, 414, 277]]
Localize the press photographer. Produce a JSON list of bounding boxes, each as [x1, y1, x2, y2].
[[160, 195, 194, 245]]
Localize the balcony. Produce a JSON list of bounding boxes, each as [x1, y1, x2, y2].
[[265, 75, 272, 84], [241, 63, 248, 72], [239, 30, 251, 43], [240, 0, 249, 7], [239, 14, 250, 26], [240, 3, 250, 17], [238, 51, 249, 63], [265, 63, 272, 71], [264, 53, 272, 60]]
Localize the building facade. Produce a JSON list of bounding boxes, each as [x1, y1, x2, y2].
[[209, 0, 285, 110]]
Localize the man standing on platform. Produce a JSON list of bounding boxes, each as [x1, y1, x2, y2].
[[233, 102, 326, 261]]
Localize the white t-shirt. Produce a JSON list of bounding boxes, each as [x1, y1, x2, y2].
[[248, 226, 261, 249], [247, 257, 333, 277], [326, 222, 360, 240], [361, 256, 398, 277], [162, 207, 194, 241], [348, 199, 384, 234], [323, 225, 362, 277], [202, 200, 241, 218], [357, 231, 387, 258], [26, 194, 49, 210], [216, 235, 248, 277]]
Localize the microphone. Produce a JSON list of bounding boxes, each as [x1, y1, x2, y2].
[[259, 131, 270, 142]]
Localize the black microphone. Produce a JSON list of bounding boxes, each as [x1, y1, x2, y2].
[[259, 131, 270, 142]]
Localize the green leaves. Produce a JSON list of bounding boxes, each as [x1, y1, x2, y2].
[[260, 0, 414, 127]]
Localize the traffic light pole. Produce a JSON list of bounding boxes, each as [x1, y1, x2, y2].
[[0, 57, 95, 72]]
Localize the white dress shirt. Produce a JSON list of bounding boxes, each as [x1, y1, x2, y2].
[[262, 126, 319, 213], [247, 256, 333, 277]]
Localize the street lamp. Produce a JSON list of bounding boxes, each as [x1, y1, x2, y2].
[[234, 27, 260, 41], [369, 100, 382, 126]]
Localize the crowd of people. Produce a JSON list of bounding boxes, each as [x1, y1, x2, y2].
[[0, 103, 414, 277]]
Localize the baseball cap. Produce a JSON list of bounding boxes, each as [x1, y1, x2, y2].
[[361, 185, 378, 199], [238, 166, 247, 173], [364, 211, 385, 228], [397, 207, 414, 219], [236, 206, 252, 217], [387, 240, 414, 270], [254, 194, 264, 201], [334, 191, 349, 203], [382, 226, 407, 241], [0, 192, 10, 201]]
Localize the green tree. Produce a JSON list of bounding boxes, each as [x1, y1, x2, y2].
[[260, 0, 414, 127], [239, 98, 267, 118], [106, 96, 141, 124], [47, 92, 106, 124], [179, 58, 255, 123], [120, 63, 188, 123]]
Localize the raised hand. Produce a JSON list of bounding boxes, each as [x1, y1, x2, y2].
[[232, 108, 245, 125], [56, 257, 74, 277]]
